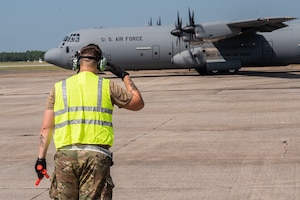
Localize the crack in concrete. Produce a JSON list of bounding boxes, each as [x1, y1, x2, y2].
[[281, 138, 290, 157]]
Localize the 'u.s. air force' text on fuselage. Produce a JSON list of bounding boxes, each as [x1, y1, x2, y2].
[[101, 36, 143, 42]]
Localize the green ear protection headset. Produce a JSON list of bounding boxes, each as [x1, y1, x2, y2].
[[72, 52, 107, 72]]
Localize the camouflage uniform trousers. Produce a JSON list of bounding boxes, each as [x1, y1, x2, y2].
[[49, 150, 114, 200]]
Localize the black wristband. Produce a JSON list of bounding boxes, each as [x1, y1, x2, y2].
[[122, 72, 129, 80]]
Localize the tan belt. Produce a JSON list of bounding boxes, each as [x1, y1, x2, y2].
[[59, 144, 112, 159]]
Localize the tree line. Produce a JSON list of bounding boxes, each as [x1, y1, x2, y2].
[[0, 51, 46, 62]]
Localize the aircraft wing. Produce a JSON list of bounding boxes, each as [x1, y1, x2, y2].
[[228, 16, 297, 32], [192, 16, 297, 43]]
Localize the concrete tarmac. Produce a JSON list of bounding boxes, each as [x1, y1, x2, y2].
[[1, 65, 300, 200]]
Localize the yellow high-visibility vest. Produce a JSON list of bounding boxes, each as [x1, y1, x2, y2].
[[53, 72, 114, 149]]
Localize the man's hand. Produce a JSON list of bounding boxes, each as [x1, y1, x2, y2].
[[35, 158, 47, 179], [107, 62, 129, 80]]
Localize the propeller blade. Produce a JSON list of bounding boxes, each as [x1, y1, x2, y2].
[[178, 11, 183, 29], [189, 7, 195, 26]]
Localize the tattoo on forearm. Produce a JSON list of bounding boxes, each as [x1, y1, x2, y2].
[[129, 79, 138, 92], [39, 134, 45, 147]]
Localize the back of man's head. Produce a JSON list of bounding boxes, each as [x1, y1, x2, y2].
[[80, 44, 102, 61]]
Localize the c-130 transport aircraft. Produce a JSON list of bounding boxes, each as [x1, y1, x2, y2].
[[44, 10, 300, 75]]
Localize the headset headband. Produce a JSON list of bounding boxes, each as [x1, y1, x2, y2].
[[79, 55, 99, 61]]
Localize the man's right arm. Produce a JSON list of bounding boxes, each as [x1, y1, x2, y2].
[[122, 75, 144, 111], [107, 62, 144, 111]]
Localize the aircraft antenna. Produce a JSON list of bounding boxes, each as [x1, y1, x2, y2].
[[148, 17, 153, 26], [157, 17, 161, 26]]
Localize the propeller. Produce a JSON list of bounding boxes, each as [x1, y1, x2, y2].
[[171, 12, 184, 46], [171, 9, 197, 44], [183, 8, 195, 34], [171, 12, 183, 37]]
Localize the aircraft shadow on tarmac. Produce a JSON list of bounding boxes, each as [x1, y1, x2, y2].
[[100, 71, 199, 79], [100, 69, 300, 79], [238, 70, 300, 79]]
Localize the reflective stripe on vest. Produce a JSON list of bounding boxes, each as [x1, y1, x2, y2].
[[53, 72, 114, 149]]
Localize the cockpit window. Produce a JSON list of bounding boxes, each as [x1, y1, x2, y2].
[[63, 33, 80, 43]]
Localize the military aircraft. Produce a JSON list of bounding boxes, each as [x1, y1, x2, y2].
[[44, 10, 300, 75]]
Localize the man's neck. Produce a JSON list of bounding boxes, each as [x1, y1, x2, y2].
[[80, 67, 98, 74]]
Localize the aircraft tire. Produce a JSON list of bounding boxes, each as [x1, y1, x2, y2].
[[228, 69, 239, 74], [196, 68, 207, 75], [211, 70, 219, 74]]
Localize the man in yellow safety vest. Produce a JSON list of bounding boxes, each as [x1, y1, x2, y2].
[[35, 44, 144, 199]]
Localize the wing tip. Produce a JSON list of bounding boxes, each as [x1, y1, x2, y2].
[[257, 16, 297, 22]]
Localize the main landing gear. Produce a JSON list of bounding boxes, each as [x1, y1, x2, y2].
[[196, 68, 239, 75]]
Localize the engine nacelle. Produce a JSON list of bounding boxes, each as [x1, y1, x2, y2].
[[172, 47, 242, 73], [172, 47, 206, 67], [195, 23, 241, 42]]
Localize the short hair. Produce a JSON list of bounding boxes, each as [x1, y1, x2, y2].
[[80, 44, 102, 61]]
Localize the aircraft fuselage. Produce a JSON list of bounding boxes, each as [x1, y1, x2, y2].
[[44, 20, 300, 74]]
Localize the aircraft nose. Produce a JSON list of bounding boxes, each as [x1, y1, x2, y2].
[[44, 48, 67, 68]]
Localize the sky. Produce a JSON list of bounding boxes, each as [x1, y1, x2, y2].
[[0, 0, 299, 52]]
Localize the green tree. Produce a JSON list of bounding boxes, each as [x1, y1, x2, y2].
[[0, 51, 46, 62]]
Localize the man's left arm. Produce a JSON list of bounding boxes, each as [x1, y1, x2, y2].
[[38, 109, 54, 159], [35, 109, 54, 181]]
